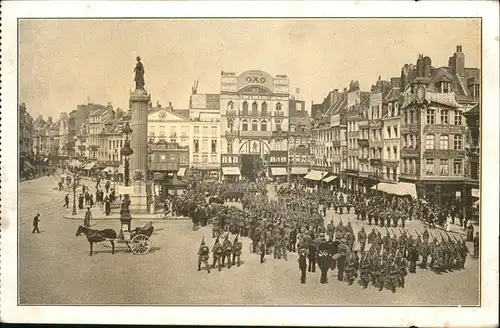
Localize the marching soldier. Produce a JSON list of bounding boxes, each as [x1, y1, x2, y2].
[[212, 237, 223, 271], [232, 235, 243, 267], [358, 226, 367, 253], [327, 220, 335, 241], [336, 239, 348, 281], [367, 228, 377, 245], [419, 239, 430, 269], [397, 252, 409, 288], [372, 255, 385, 291], [258, 238, 266, 264], [197, 237, 211, 273], [345, 250, 359, 285], [318, 236, 331, 284], [298, 247, 308, 284], [359, 251, 371, 288], [388, 255, 400, 293], [408, 241, 419, 273], [308, 235, 318, 273], [221, 234, 233, 269]]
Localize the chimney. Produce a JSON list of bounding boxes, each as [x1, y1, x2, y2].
[[453, 45, 465, 77], [416, 54, 424, 78], [169, 102, 172, 109], [423, 56, 432, 77]]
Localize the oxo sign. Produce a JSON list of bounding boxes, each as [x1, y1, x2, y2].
[[246, 76, 266, 84]]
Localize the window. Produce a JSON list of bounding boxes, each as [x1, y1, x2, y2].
[[193, 155, 199, 163], [440, 135, 449, 149], [149, 125, 155, 136], [261, 102, 268, 115], [387, 127, 391, 139], [426, 158, 434, 175], [454, 112, 462, 126], [202, 139, 208, 152], [440, 110, 449, 124], [453, 135, 462, 150], [474, 84, 480, 99], [242, 120, 248, 131], [227, 119, 234, 131], [242, 101, 249, 115], [210, 155, 217, 163], [276, 102, 282, 111], [386, 147, 391, 159], [160, 154, 167, 162], [202, 155, 208, 163], [227, 142, 233, 154], [402, 134, 407, 148], [227, 101, 234, 110], [393, 126, 398, 138], [275, 119, 282, 131], [211, 140, 217, 153], [252, 120, 258, 131], [425, 134, 435, 149], [193, 139, 199, 153], [392, 168, 397, 181], [453, 159, 462, 175], [440, 159, 449, 175], [252, 102, 258, 115], [393, 146, 398, 159], [426, 109, 435, 124], [194, 126, 200, 135], [211, 126, 217, 136], [181, 126, 188, 137], [442, 82, 450, 94], [261, 120, 267, 131], [403, 110, 408, 125]]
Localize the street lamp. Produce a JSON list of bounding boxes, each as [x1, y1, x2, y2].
[[72, 173, 79, 215], [120, 123, 133, 233]]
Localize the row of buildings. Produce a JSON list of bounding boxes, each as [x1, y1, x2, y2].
[[309, 45, 480, 217], [20, 45, 480, 216], [20, 69, 313, 182]]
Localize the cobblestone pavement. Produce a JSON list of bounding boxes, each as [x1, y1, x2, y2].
[[19, 178, 480, 305]]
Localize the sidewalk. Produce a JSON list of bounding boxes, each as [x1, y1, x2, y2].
[[63, 206, 190, 221]]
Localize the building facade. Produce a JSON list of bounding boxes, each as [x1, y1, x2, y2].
[[189, 92, 221, 180], [288, 103, 313, 182], [381, 87, 402, 183], [219, 70, 290, 181]]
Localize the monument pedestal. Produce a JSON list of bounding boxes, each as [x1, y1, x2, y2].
[[129, 180, 149, 213]]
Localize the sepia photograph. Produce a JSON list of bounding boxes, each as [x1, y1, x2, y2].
[[1, 1, 499, 326]]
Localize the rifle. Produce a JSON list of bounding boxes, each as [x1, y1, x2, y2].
[[439, 232, 445, 242], [200, 236, 205, 248], [414, 229, 421, 238]]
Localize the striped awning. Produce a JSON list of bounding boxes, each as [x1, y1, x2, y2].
[[290, 167, 309, 175], [83, 162, 97, 170], [371, 182, 417, 198], [222, 167, 241, 176], [271, 167, 287, 176], [322, 175, 338, 183], [177, 167, 187, 177], [102, 166, 115, 173], [304, 170, 328, 181]]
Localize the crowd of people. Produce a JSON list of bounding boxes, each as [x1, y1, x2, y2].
[[190, 180, 479, 290]]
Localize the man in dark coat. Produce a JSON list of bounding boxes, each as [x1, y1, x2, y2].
[[32, 213, 41, 233], [64, 194, 70, 208], [298, 248, 308, 284]]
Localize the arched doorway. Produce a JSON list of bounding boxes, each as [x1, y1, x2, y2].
[[239, 139, 270, 181]]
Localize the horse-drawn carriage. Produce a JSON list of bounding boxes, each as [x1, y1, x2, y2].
[[76, 221, 154, 256]]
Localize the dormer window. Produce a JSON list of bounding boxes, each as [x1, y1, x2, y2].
[[473, 84, 480, 99], [441, 82, 450, 94]]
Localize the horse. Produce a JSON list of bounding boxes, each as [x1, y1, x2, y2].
[[76, 225, 117, 256]]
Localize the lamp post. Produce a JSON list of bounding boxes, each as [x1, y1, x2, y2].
[[72, 173, 79, 215], [120, 123, 133, 232]]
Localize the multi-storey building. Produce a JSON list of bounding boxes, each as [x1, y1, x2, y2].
[[381, 86, 402, 184], [345, 81, 370, 191], [327, 90, 348, 189], [219, 70, 290, 181], [462, 102, 480, 219], [189, 90, 221, 180], [399, 45, 480, 206], [19, 102, 35, 174], [288, 99, 313, 182], [87, 103, 114, 161]]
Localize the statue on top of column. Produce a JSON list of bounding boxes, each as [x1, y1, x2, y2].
[[134, 56, 145, 90]]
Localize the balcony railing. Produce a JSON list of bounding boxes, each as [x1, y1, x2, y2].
[[169, 133, 177, 138], [225, 131, 239, 137], [226, 110, 237, 116], [274, 111, 284, 117]]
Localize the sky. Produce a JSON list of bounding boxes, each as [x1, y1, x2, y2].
[[19, 19, 480, 119]]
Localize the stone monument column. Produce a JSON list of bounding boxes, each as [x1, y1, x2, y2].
[[130, 89, 150, 179]]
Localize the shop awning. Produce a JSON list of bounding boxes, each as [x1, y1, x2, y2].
[[83, 162, 97, 170], [69, 159, 82, 167], [290, 167, 309, 175], [322, 175, 338, 183], [471, 188, 480, 198], [271, 167, 287, 176], [371, 182, 417, 198], [177, 167, 186, 177], [102, 166, 115, 173], [222, 167, 241, 176], [304, 170, 328, 181]]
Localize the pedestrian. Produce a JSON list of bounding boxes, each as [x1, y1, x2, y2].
[[84, 207, 92, 227], [64, 194, 69, 208], [259, 240, 266, 264], [298, 248, 307, 284], [32, 213, 41, 233]]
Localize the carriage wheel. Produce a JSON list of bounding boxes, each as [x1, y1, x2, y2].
[[130, 234, 151, 255]]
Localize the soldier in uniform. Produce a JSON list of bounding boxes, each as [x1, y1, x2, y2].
[[232, 235, 243, 267], [373, 207, 379, 226], [212, 237, 223, 271], [221, 234, 233, 269], [212, 216, 221, 238], [298, 247, 308, 284], [407, 240, 419, 273], [360, 203, 367, 222], [289, 225, 298, 253], [473, 232, 479, 259], [197, 238, 211, 273], [388, 255, 400, 293], [379, 210, 385, 228], [358, 226, 367, 253], [392, 211, 399, 228], [419, 239, 430, 269], [336, 239, 348, 281], [318, 236, 331, 284], [359, 252, 371, 288], [345, 250, 359, 285], [308, 235, 318, 272], [327, 220, 335, 241], [372, 255, 385, 291], [397, 252, 409, 288], [258, 239, 266, 264], [367, 228, 377, 245]]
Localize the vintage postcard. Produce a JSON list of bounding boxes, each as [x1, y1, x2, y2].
[[1, 1, 498, 326]]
